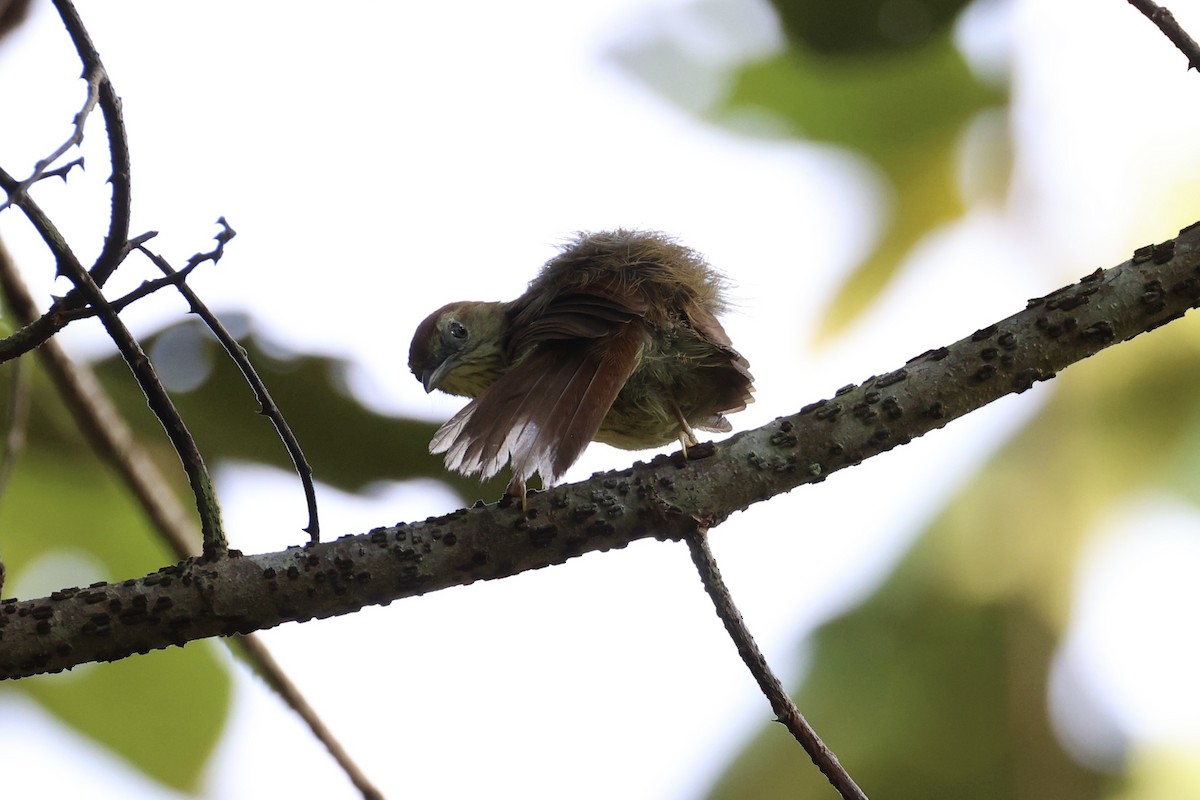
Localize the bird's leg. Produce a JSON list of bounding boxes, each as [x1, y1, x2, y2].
[[673, 403, 699, 458], [505, 476, 528, 510]]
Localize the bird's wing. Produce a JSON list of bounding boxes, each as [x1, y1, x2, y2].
[[430, 288, 646, 485]]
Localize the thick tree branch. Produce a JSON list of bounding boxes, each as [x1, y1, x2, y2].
[[1, 221, 1199, 679]]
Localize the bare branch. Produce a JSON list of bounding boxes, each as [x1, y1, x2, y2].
[[1127, 0, 1200, 70], [685, 530, 868, 800], [136, 219, 322, 542], [3, 219, 1199, 678], [0, 59, 101, 215]]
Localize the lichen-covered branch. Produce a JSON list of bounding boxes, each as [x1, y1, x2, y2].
[[3, 220, 1198, 680]]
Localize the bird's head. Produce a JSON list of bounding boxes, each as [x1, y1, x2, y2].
[[408, 301, 509, 398]]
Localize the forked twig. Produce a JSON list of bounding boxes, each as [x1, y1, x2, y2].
[[137, 220, 321, 541], [685, 530, 868, 800]]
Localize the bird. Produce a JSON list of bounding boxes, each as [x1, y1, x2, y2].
[[408, 229, 754, 505]]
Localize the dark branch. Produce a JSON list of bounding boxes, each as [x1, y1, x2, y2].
[[136, 219, 322, 542], [3, 219, 1199, 679], [685, 530, 868, 800], [50, 0, 132, 288], [1127, 0, 1200, 70]]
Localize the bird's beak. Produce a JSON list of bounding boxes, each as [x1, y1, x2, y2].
[[421, 356, 458, 393]]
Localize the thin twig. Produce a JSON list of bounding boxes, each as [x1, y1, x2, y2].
[[137, 221, 321, 542], [1127, 0, 1200, 70], [684, 530, 868, 800], [235, 635, 382, 799], [0, 236, 382, 799], [0, 166, 227, 557], [0, 58, 101, 215], [56, 231, 210, 321], [50, 0, 131, 288]]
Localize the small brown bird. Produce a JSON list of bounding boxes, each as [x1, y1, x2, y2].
[[408, 230, 754, 502]]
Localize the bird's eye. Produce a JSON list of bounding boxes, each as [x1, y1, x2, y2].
[[448, 321, 468, 340]]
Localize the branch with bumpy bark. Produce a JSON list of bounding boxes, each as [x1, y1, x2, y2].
[[2, 220, 1199, 679]]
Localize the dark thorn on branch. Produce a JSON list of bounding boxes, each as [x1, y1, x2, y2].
[[137, 219, 321, 543], [40, 157, 85, 183]]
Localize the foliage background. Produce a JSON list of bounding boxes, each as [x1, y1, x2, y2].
[[1, 0, 1199, 797]]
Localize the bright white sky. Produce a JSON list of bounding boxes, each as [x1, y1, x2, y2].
[[1, 0, 1200, 797]]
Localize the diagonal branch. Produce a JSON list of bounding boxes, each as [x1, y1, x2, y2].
[[685, 530, 868, 800], [2, 219, 1198, 680], [1127, 0, 1200, 70]]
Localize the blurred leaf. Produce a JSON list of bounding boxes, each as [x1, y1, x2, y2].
[[928, 314, 1200, 620], [20, 646, 229, 793], [723, 31, 1006, 335], [710, 538, 1107, 799], [613, 2, 1010, 337], [711, 303, 1200, 798]]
